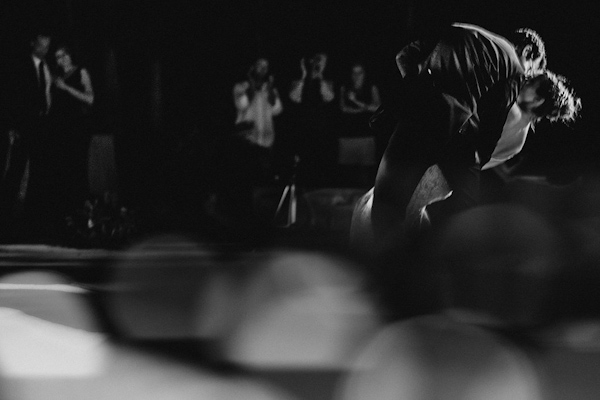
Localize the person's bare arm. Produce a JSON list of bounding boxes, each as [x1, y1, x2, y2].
[[289, 58, 307, 103], [320, 80, 335, 103], [55, 68, 94, 106], [365, 85, 382, 112], [233, 82, 250, 110], [340, 86, 362, 113]]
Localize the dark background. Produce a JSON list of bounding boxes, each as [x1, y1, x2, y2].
[[2, 0, 599, 222]]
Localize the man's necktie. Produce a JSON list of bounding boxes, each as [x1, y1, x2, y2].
[[38, 61, 47, 113]]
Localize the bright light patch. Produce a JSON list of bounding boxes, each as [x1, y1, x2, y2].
[[0, 283, 89, 294], [0, 308, 107, 378]]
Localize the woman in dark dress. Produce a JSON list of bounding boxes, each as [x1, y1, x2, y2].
[[338, 62, 381, 187], [50, 44, 94, 220]]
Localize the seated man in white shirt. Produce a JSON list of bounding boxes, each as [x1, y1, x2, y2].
[[233, 58, 283, 151]]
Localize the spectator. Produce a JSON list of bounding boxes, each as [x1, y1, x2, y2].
[[289, 52, 336, 188], [0, 30, 53, 241], [338, 62, 381, 187], [49, 43, 95, 224], [213, 57, 283, 235], [233, 57, 283, 183]]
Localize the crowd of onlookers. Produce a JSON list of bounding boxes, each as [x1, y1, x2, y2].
[[212, 51, 389, 233], [229, 52, 384, 191], [0, 28, 389, 245]]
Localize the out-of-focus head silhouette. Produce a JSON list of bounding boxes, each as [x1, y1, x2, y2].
[[223, 250, 382, 369], [432, 204, 564, 328], [336, 315, 543, 400], [106, 234, 217, 340]]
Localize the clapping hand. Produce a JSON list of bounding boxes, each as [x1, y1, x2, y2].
[[267, 75, 278, 104], [54, 76, 67, 90], [347, 91, 364, 108], [300, 58, 307, 79]]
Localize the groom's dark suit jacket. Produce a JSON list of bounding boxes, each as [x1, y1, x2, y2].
[[387, 23, 526, 167], [1, 51, 48, 137]]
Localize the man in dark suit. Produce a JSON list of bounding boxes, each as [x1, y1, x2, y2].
[[0, 31, 52, 240]]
